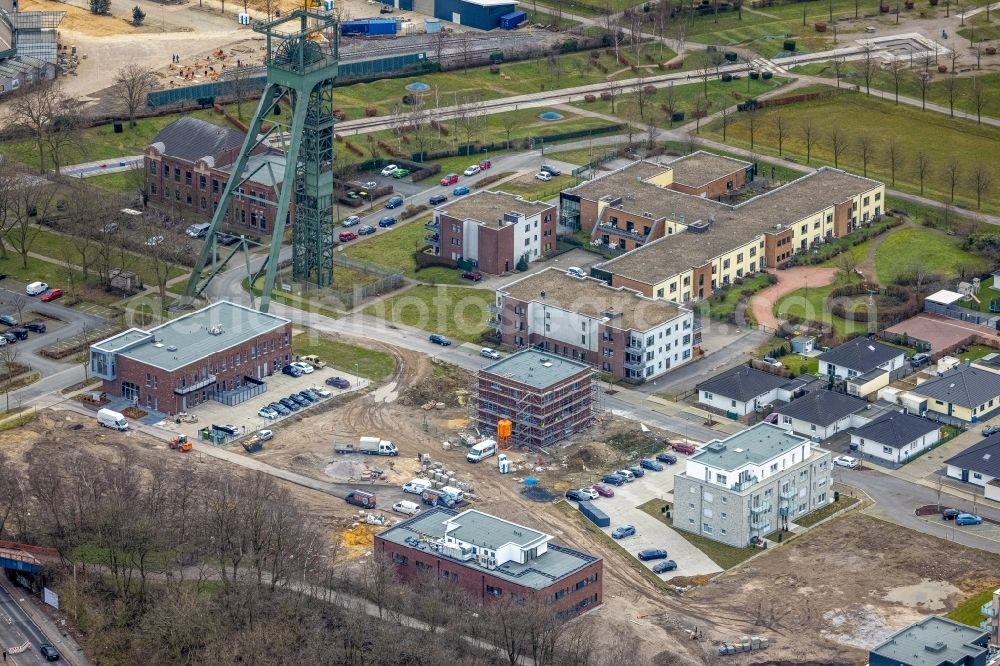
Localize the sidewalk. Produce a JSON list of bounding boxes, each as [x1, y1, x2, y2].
[[0, 577, 91, 666]]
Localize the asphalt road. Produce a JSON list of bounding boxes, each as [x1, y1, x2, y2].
[[0, 584, 55, 666]]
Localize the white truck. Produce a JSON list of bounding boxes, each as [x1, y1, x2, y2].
[[402, 478, 432, 494], [335, 436, 398, 456], [97, 408, 129, 431], [466, 439, 498, 463]]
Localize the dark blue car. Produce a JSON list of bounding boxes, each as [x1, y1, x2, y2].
[[282, 364, 303, 378], [601, 473, 626, 486], [639, 458, 664, 472], [378, 216, 397, 228], [638, 548, 668, 561], [384, 196, 404, 209]]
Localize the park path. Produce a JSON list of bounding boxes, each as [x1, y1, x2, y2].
[[857, 219, 914, 287], [749, 266, 839, 330]]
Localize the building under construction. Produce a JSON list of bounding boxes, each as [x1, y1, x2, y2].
[[474, 349, 596, 449]]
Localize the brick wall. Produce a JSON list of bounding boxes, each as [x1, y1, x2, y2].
[[764, 227, 794, 267]]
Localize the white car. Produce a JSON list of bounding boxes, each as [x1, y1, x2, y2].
[[834, 455, 859, 469], [257, 429, 274, 441], [145, 235, 164, 247], [342, 215, 361, 227], [310, 386, 332, 398], [762, 356, 783, 368], [291, 361, 314, 374], [258, 407, 277, 419], [463, 165, 481, 176], [363, 180, 377, 189], [535, 171, 552, 181], [380, 164, 398, 176], [0, 337, 7, 347], [578, 487, 599, 500], [480, 348, 501, 360], [566, 266, 586, 278]]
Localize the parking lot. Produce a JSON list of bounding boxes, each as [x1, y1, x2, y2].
[[157, 366, 369, 440], [567, 459, 723, 581]]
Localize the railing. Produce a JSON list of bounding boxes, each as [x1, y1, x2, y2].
[[425, 234, 439, 243], [487, 304, 500, 314], [626, 340, 644, 351], [597, 223, 648, 243], [982, 601, 997, 618], [487, 317, 502, 330], [731, 477, 759, 492], [751, 519, 772, 533], [779, 488, 797, 500], [750, 501, 771, 514], [623, 358, 645, 372], [424, 222, 439, 231], [174, 374, 217, 395]]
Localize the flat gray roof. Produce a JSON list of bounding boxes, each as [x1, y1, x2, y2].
[[870, 615, 987, 666], [691, 423, 811, 471], [446, 509, 546, 550], [482, 349, 591, 390], [666, 150, 751, 187], [95, 301, 289, 372], [438, 191, 552, 229], [377, 507, 600, 590], [500, 267, 685, 331]]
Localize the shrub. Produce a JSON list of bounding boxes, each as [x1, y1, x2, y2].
[[90, 0, 110, 14], [600, 91, 612, 100], [365, 106, 377, 117], [131, 4, 145, 25], [584, 94, 597, 102], [642, 85, 656, 95]]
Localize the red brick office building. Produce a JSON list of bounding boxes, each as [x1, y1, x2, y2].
[[144, 117, 289, 233], [89, 301, 292, 415], [375, 508, 603, 618]]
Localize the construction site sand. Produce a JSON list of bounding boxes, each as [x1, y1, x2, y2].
[[22, 0, 139, 36]]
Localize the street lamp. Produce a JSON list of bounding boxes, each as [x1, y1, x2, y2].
[[355, 362, 359, 388]]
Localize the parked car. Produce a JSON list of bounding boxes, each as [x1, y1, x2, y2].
[[310, 386, 332, 398], [615, 469, 636, 481], [1, 332, 16, 344], [363, 180, 377, 189], [611, 525, 636, 539], [834, 455, 859, 469], [297, 390, 317, 403], [578, 487, 599, 500], [339, 231, 357, 242], [463, 165, 481, 176], [385, 196, 404, 209], [637, 548, 668, 561], [429, 194, 448, 205], [282, 364, 303, 378], [392, 168, 410, 179], [258, 406, 278, 419], [41, 288, 64, 302], [429, 334, 451, 346], [956, 513, 983, 526], [652, 559, 678, 573], [942, 508, 961, 520], [565, 488, 590, 502], [983, 424, 1000, 437], [479, 159, 492, 170], [566, 266, 586, 278], [288, 393, 309, 407], [24, 320, 46, 333], [655, 452, 677, 465], [380, 164, 398, 176], [910, 352, 931, 368], [0, 337, 7, 348], [591, 483, 615, 497], [0, 314, 16, 326], [762, 356, 783, 367], [763, 412, 779, 424], [8, 328, 27, 340], [279, 397, 300, 411], [342, 215, 361, 227], [25, 281, 48, 296], [358, 225, 376, 235], [257, 429, 274, 442], [535, 171, 552, 181], [440, 173, 459, 186], [480, 347, 501, 360], [601, 473, 626, 486], [462, 270, 482, 282], [291, 361, 314, 374], [268, 402, 290, 416], [378, 216, 397, 228], [217, 233, 240, 246], [672, 441, 697, 455], [627, 466, 646, 478], [540, 164, 561, 176], [639, 458, 664, 472], [345, 489, 377, 509], [453, 186, 470, 196], [326, 376, 351, 389], [39, 643, 60, 662]]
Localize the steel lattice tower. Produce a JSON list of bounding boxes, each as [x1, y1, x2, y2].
[[184, 10, 339, 311]]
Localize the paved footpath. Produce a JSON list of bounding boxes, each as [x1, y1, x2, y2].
[[749, 267, 838, 331]]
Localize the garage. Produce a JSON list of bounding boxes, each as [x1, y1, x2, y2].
[[433, 0, 518, 30]]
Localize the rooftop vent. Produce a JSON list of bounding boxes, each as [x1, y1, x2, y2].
[[208, 325, 225, 336], [687, 220, 712, 233], [706, 442, 726, 453], [642, 212, 653, 218], [166, 345, 178, 352], [733, 448, 744, 453], [540, 291, 546, 299], [540, 360, 553, 368], [603, 309, 623, 319], [924, 642, 947, 654], [153, 343, 164, 348]]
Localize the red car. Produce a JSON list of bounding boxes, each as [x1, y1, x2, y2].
[[462, 270, 483, 282], [479, 160, 492, 170], [440, 173, 459, 186], [40, 288, 63, 302], [338, 231, 357, 242], [591, 483, 614, 498], [671, 441, 697, 455]]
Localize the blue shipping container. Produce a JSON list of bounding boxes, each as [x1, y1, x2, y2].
[[340, 18, 398, 36], [499, 10, 526, 29], [578, 501, 610, 528]]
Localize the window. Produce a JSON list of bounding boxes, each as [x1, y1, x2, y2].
[[486, 585, 503, 597], [703, 391, 714, 400], [720, 512, 727, 519], [715, 473, 727, 485], [882, 445, 893, 454], [392, 553, 408, 565], [415, 561, 431, 571], [702, 523, 713, 535], [973, 472, 983, 480], [721, 528, 727, 535], [721, 496, 727, 504], [782, 416, 792, 425], [704, 491, 713, 503]]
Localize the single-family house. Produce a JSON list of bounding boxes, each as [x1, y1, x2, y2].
[[775, 390, 872, 439], [818, 337, 906, 380], [945, 435, 1000, 503], [849, 411, 941, 464], [910, 364, 1000, 423], [696, 366, 791, 417]]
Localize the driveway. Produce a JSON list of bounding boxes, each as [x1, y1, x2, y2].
[[748, 267, 838, 331], [568, 464, 722, 580]]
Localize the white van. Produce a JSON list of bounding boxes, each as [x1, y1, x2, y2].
[[440, 485, 465, 502], [186, 223, 211, 238], [566, 267, 586, 279], [392, 500, 421, 516], [402, 478, 432, 495], [26, 281, 48, 296], [97, 408, 128, 431], [467, 439, 498, 463]]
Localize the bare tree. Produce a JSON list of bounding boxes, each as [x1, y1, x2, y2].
[[719, 104, 731, 142], [837, 250, 859, 278], [918, 70, 932, 110], [800, 120, 817, 164], [645, 123, 660, 149], [662, 83, 678, 126], [0, 345, 21, 414], [0, 161, 17, 259], [460, 32, 473, 74], [499, 113, 518, 150], [944, 159, 961, 202], [635, 75, 652, 120], [888, 60, 907, 104], [831, 57, 845, 89], [745, 107, 760, 151], [693, 97, 709, 134], [829, 126, 849, 169], [885, 137, 903, 187], [915, 150, 931, 195], [10, 81, 76, 174], [856, 134, 876, 177], [971, 77, 988, 124], [774, 114, 789, 156], [860, 45, 878, 95], [140, 214, 182, 311], [230, 64, 256, 121], [943, 75, 959, 117], [970, 163, 993, 210], [113, 64, 158, 128], [6, 179, 55, 269], [607, 78, 621, 114]]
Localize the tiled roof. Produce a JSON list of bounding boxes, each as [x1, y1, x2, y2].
[[697, 366, 788, 403], [944, 435, 1000, 478], [851, 412, 939, 448], [150, 117, 245, 164], [818, 337, 904, 373], [912, 365, 1000, 409], [776, 390, 869, 427]]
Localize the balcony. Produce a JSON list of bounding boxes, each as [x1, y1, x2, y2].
[[779, 488, 797, 500], [750, 501, 771, 515], [597, 223, 647, 243], [731, 476, 759, 492], [623, 357, 645, 372], [174, 374, 217, 395], [425, 234, 439, 243], [751, 519, 772, 534], [982, 601, 997, 618], [424, 221, 439, 232], [626, 340, 644, 351], [487, 317, 502, 330], [487, 304, 500, 314]]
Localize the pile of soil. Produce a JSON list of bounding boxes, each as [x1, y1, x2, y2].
[[399, 361, 470, 407], [520, 484, 557, 502]]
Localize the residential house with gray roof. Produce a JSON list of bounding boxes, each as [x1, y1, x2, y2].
[[817, 337, 906, 380], [775, 389, 876, 439], [672, 423, 833, 547], [910, 364, 1000, 424], [850, 411, 941, 464], [697, 365, 798, 417], [945, 434, 1000, 503]]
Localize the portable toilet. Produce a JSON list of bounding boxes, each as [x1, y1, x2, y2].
[[323, 0, 334, 10], [238, 12, 251, 24], [497, 453, 510, 474], [424, 17, 441, 33]]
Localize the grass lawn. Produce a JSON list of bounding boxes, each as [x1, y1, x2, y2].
[[785, 353, 819, 376], [637, 499, 759, 569], [362, 284, 493, 342], [698, 273, 773, 322], [344, 217, 465, 284], [292, 332, 397, 382], [874, 226, 992, 284], [704, 89, 1000, 214], [945, 585, 998, 626], [86, 171, 142, 194], [956, 344, 1000, 361], [957, 12, 1000, 42], [523, 7, 583, 27], [792, 495, 859, 528], [2, 109, 225, 172], [497, 173, 582, 201], [27, 229, 188, 286], [544, 141, 627, 167], [0, 412, 36, 432], [774, 275, 869, 337]]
